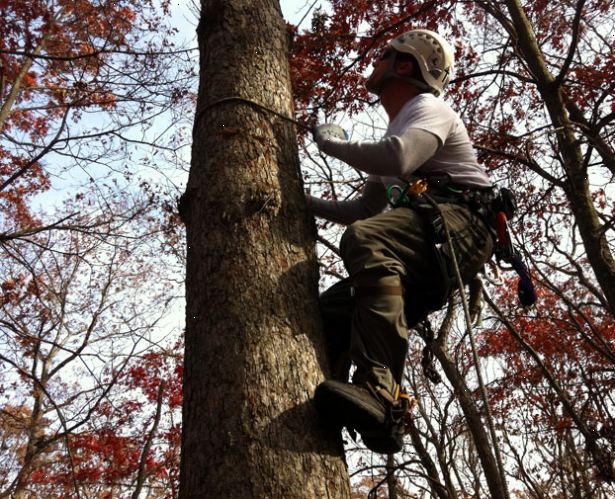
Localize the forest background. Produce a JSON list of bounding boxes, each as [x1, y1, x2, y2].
[[1, 0, 614, 497]]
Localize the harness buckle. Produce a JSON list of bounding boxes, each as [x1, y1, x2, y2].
[[408, 178, 428, 195]]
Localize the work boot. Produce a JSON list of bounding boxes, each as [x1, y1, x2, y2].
[[314, 380, 410, 454]]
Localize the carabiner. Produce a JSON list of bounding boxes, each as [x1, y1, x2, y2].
[[386, 185, 410, 207], [408, 179, 428, 196]]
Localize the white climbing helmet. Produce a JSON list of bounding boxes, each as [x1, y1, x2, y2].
[[389, 29, 455, 96]]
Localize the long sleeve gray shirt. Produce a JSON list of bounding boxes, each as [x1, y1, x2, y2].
[[309, 94, 492, 225]]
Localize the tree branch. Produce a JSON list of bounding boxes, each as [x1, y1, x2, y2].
[[131, 382, 165, 499], [0, 108, 69, 192], [553, 0, 587, 88]]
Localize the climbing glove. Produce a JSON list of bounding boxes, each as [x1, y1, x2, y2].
[[312, 123, 348, 148]]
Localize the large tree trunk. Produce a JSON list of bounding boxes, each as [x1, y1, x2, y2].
[[179, 1, 351, 497]]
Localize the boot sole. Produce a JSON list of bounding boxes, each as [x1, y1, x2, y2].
[[360, 428, 403, 454], [314, 381, 385, 433]]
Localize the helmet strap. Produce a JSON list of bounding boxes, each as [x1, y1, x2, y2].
[[371, 51, 435, 96], [367, 55, 396, 95], [391, 75, 434, 94]]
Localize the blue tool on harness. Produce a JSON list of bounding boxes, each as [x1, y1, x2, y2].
[[494, 209, 537, 307]]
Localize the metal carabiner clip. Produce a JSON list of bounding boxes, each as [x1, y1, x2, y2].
[[386, 185, 408, 207]]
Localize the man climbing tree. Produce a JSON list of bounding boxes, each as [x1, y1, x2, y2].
[[310, 29, 500, 455], [295, 0, 614, 492], [179, 1, 350, 497]]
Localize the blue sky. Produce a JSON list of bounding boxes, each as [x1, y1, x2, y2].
[[27, 1, 319, 212], [169, 0, 317, 37]]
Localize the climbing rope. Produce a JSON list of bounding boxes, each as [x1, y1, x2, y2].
[[424, 192, 511, 499], [193, 96, 313, 135]]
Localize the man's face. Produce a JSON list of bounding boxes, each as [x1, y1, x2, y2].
[[365, 49, 394, 94]]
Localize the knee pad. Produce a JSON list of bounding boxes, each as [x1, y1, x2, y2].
[[340, 220, 371, 262]]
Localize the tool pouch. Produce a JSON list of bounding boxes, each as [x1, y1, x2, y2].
[[492, 187, 517, 220]]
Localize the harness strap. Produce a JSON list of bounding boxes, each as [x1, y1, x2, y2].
[[365, 381, 408, 409], [363, 381, 416, 434], [391, 176, 537, 308]]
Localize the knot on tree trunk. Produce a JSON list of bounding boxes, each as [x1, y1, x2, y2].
[[244, 185, 281, 216]]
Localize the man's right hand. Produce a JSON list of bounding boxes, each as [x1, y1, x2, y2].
[[312, 124, 348, 148]]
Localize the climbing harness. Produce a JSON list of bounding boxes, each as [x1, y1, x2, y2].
[[376, 176, 536, 392], [387, 177, 536, 309], [387, 177, 458, 311]]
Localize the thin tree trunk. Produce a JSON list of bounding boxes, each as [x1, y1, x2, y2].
[[432, 343, 508, 498], [501, 0, 615, 314], [427, 301, 508, 498], [179, 1, 351, 497], [385, 454, 399, 499], [131, 382, 165, 499], [0, 36, 48, 132], [405, 417, 452, 499]]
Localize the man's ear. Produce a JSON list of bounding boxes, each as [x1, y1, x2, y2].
[[395, 60, 414, 76]]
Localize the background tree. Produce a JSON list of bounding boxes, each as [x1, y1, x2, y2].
[[1, 0, 191, 496], [0, 192, 183, 498], [0, 0, 194, 220]]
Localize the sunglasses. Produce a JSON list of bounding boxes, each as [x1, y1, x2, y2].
[[375, 49, 394, 61]]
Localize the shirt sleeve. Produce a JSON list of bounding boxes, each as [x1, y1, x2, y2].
[[307, 179, 388, 225], [319, 127, 439, 178]]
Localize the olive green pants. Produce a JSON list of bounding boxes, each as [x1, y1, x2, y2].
[[320, 202, 493, 393]]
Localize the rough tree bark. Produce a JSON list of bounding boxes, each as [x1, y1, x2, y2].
[[179, 1, 351, 497]]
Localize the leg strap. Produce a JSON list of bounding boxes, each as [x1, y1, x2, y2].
[[351, 285, 404, 298], [365, 381, 408, 409]]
